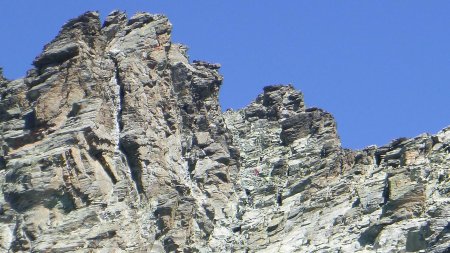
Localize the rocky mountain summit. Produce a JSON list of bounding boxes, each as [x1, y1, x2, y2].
[[0, 11, 449, 253]]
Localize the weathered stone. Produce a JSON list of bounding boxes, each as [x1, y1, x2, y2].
[[0, 10, 449, 253]]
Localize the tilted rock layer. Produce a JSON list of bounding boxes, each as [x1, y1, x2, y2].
[[0, 11, 449, 253]]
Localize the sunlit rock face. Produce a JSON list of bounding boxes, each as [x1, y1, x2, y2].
[[0, 11, 449, 253]]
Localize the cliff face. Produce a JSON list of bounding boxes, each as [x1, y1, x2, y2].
[[0, 11, 448, 253]]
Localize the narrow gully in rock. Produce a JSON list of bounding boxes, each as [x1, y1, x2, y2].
[[111, 56, 124, 132], [111, 55, 145, 196]]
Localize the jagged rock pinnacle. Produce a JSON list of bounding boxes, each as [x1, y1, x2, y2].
[[0, 11, 449, 252]]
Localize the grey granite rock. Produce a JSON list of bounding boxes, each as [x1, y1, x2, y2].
[[0, 11, 449, 253]]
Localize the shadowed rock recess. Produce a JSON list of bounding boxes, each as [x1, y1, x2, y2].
[[0, 11, 449, 253]]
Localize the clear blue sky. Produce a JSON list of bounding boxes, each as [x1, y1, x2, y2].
[[1, 1, 449, 149]]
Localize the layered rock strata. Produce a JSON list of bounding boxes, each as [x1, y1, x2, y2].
[[224, 87, 450, 253], [0, 11, 448, 253]]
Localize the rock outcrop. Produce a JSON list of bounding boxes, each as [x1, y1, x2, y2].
[[224, 87, 450, 252], [0, 11, 448, 252]]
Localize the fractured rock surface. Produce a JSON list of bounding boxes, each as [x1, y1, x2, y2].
[[224, 87, 450, 253], [0, 11, 449, 252]]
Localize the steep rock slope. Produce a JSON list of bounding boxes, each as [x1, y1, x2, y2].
[[0, 11, 449, 252], [224, 86, 450, 252], [0, 11, 241, 252]]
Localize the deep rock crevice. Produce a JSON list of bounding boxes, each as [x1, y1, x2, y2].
[[110, 54, 145, 197]]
